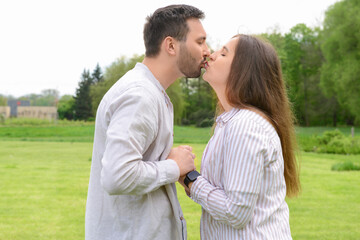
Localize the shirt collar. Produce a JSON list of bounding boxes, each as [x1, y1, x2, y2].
[[135, 62, 171, 101], [216, 108, 239, 125]]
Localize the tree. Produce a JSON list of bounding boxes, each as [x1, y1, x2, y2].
[[260, 27, 286, 62], [0, 95, 7, 106], [57, 95, 75, 120], [282, 24, 328, 126], [320, 0, 360, 124], [74, 69, 93, 120], [39, 89, 59, 106], [181, 76, 216, 126], [18, 89, 59, 106], [166, 79, 184, 125], [92, 63, 104, 84]]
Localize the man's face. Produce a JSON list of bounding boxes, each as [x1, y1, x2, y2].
[[177, 19, 210, 78]]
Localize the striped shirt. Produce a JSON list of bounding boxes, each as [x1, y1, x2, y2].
[[190, 108, 292, 239]]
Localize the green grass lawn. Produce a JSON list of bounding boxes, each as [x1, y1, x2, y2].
[[0, 140, 359, 239], [0, 125, 212, 143]]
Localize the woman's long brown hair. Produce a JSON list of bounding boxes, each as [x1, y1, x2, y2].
[[222, 34, 300, 197]]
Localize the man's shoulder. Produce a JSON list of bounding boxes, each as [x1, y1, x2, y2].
[[104, 68, 161, 102]]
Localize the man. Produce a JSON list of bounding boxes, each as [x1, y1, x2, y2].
[[85, 4, 210, 240]]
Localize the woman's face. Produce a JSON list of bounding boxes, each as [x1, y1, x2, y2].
[[203, 36, 238, 90]]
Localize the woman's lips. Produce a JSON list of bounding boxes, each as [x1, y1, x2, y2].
[[202, 61, 209, 69]]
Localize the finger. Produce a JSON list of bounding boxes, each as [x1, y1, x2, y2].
[[180, 145, 192, 151]]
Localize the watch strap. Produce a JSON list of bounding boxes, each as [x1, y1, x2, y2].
[[184, 170, 200, 188]]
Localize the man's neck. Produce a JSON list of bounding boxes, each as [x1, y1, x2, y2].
[[142, 57, 181, 90]]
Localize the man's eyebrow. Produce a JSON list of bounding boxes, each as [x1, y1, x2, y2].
[[196, 36, 206, 41]]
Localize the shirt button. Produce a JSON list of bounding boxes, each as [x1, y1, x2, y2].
[[180, 216, 184, 220]]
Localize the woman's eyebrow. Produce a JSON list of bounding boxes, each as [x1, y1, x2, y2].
[[222, 46, 229, 52]]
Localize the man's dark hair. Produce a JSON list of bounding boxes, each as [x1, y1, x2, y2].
[[143, 4, 204, 57]]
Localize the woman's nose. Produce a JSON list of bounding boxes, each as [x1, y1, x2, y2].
[[209, 52, 216, 61]]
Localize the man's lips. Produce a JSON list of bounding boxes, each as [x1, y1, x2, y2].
[[201, 60, 209, 69]]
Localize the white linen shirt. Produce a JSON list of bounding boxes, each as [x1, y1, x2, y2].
[[85, 63, 187, 240], [190, 108, 292, 239]]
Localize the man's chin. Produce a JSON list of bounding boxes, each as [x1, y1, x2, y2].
[[185, 70, 202, 78]]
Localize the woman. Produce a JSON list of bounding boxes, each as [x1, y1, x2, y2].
[[180, 34, 300, 239]]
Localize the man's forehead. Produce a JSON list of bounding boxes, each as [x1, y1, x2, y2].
[[186, 19, 206, 38]]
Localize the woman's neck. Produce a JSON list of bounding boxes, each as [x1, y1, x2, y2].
[[215, 87, 232, 112]]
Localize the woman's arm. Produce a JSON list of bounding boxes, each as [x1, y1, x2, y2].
[[189, 118, 267, 229]]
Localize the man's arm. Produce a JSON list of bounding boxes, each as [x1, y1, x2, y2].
[[100, 87, 195, 195]]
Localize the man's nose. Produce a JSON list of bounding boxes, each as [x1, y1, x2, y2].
[[203, 43, 211, 57]]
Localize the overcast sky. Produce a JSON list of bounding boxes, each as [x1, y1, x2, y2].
[[0, 0, 339, 98]]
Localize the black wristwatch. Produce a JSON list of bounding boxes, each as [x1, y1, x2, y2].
[[184, 170, 200, 188]]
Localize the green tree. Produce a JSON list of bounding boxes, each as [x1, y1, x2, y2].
[[39, 89, 59, 106], [166, 79, 184, 125], [19, 89, 59, 106], [320, 0, 360, 124], [282, 24, 328, 126], [181, 76, 216, 126], [92, 63, 104, 84], [0, 95, 7, 106], [74, 69, 93, 120], [57, 95, 75, 120], [260, 27, 286, 61]]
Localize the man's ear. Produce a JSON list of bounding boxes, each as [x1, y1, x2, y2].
[[163, 36, 177, 56]]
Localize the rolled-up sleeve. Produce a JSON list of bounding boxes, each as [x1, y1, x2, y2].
[[100, 86, 180, 195], [190, 119, 266, 229]]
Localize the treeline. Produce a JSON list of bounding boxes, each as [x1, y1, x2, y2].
[[2, 0, 359, 126], [262, 0, 360, 126]]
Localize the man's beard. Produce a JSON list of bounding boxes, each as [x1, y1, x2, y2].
[[177, 44, 202, 78]]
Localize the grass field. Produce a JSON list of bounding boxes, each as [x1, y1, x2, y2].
[[0, 123, 359, 239]]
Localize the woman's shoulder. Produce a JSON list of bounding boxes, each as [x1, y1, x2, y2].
[[229, 108, 278, 137]]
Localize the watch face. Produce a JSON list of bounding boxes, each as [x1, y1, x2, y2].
[[187, 170, 200, 181]]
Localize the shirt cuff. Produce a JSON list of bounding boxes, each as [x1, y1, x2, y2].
[[190, 176, 208, 201], [157, 159, 180, 185]]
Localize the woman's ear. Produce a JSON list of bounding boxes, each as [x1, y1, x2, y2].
[[163, 36, 177, 56]]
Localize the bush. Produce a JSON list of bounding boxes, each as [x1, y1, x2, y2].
[[317, 129, 344, 145], [331, 161, 360, 171], [197, 118, 214, 128], [181, 118, 191, 126], [188, 109, 214, 125], [312, 129, 360, 155]]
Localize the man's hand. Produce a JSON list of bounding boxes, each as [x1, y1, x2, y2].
[[167, 145, 196, 177]]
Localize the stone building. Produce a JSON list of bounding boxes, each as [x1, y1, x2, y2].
[[17, 106, 58, 120], [7, 100, 30, 117], [0, 106, 10, 119], [4, 100, 58, 120]]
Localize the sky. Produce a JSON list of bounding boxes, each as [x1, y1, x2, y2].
[[0, 0, 340, 98]]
